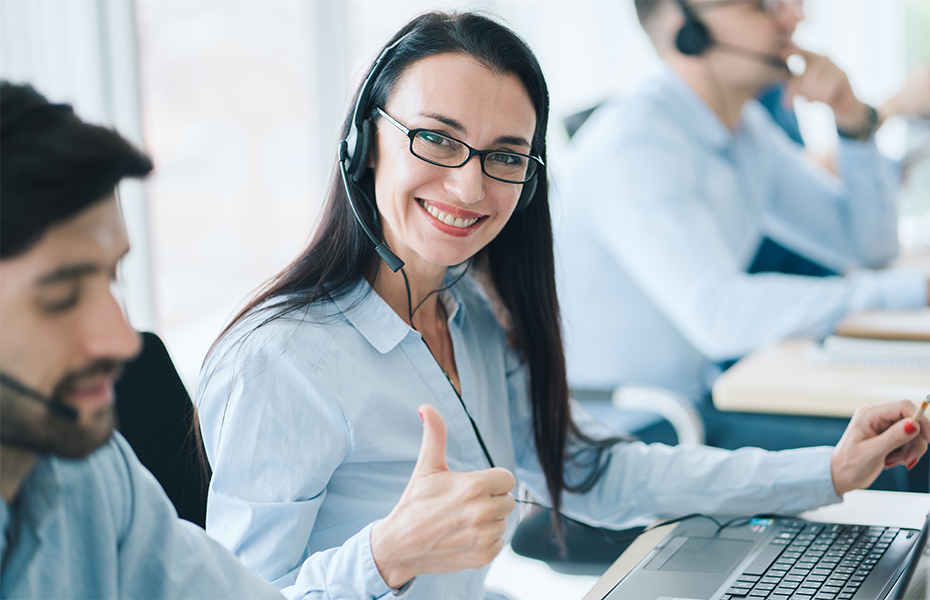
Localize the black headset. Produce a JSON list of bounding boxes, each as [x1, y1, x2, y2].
[[673, 0, 789, 69], [338, 34, 541, 272], [674, 0, 713, 56]]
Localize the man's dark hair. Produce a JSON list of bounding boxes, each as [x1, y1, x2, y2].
[[0, 81, 153, 259]]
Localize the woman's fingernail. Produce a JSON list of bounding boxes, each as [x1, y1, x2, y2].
[[907, 459, 918, 471], [905, 421, 917, 435], [418, 408, 425, 423]]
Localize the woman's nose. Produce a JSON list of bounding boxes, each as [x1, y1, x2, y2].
[[443, 155, 486, 204]]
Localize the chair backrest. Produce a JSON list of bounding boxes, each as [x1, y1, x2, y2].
[[114, 332, 210, 527]]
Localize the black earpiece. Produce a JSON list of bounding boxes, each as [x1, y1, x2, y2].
[[339, 35, 410, 272], [674, 0, 712, 56], [341, 35, 407, 183], [673, 0, 788, 69]]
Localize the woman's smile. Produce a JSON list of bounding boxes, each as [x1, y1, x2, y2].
[[417, 199, 487, 237]]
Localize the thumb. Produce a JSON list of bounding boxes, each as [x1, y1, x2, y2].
[[869, 417, 921, 457], [413, 404, 449, 475]]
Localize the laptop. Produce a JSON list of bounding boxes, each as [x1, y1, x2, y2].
[[601, 511, 930, 600]]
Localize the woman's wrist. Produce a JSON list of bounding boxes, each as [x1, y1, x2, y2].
[[371, 517, 413, 590]]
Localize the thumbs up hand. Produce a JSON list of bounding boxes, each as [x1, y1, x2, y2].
[[370, 404, 516, 589]]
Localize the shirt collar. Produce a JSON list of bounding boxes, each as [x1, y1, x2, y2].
[[6, 454, 61, 541], [333, 274, 466, 355], [652, 65, 736, 152]]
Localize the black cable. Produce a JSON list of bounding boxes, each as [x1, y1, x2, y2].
[[396, 262, 790, 548], [402, 260, 473, 325], [402, 261, 494, 468], [512, 503, 798, 547]]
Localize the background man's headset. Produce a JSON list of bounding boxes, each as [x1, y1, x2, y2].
[[337, 33, 539, 273], [673, 0, 789, 69]]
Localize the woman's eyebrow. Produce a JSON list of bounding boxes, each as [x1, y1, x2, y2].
[[420, 112, 531, 148], [421, 112, 466, 133]]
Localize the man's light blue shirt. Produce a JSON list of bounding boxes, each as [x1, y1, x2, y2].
[[0, 433, 282, 599], [197, 275, 841, 600], [555, 66, 928, 400]]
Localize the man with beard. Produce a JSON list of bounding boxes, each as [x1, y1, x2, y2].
[[0, 82, 282, 599]]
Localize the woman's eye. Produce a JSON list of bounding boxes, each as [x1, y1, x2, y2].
[[419, 131, 449, 147], [488, 152, 525, 167]]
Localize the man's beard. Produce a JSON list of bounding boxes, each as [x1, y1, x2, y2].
[[0, 359, 123, 458]]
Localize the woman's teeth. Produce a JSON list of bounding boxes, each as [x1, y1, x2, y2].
[[420, 200, 480, 228]]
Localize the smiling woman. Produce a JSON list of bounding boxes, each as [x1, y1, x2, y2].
[[195, 11, 622, 599]]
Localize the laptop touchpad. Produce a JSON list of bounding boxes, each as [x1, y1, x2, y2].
[[645, 536, 753, 573]]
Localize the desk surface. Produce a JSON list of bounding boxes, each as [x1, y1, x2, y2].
[[712, 337, 930, 417], [582, 490, 930, 600]]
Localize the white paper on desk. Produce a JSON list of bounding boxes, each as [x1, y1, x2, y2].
[[807, 335, 930, 372]]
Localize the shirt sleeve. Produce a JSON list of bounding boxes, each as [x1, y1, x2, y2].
[[762, 107, 902, 270], [573, 113, 926, 361], [506, 349, 841, 530], [107, 434, 284, 600], [197, 322, 398, 600]]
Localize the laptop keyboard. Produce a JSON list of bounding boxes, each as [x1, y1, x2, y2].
[[719, 522, 898, 600]]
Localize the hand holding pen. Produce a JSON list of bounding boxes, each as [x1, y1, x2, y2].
[[910, 394, 930, 428], [830, 398, 930, 496]]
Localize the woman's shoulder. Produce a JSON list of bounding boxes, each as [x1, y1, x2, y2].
[[202, 294, 351, 382]]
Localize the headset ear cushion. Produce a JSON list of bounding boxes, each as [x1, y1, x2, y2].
[[675, 18, 710, 56], [349, 119, 372, 182], [515, 176, 537, 213]]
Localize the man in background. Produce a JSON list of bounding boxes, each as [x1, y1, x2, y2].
[[555, 0, 930, 450], [0, 81, 281, 599]]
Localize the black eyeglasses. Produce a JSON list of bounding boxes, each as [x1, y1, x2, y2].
[[375, 107, 544, 185]]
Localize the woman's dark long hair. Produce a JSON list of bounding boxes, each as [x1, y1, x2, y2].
[[213, 10, 618, 534]]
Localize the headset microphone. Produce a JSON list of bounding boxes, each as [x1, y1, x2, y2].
[[674, 0, 789, 71], [339, 35, 409, 273], [713, 42, 789, 70], [0, 372, 79, 422], [338, 141, 405, 272]]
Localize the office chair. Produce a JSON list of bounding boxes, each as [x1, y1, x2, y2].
[[511, 386, 704, 575], [115, 332, 210, 528]]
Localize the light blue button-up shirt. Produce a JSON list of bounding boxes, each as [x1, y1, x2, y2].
[[0, 433, 282, 599], [555, 66, 928, 400], [197, 275, 841, 600]]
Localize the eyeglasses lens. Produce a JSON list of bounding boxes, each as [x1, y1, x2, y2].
[[411, 130, 536, 183]]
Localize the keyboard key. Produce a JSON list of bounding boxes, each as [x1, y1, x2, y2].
[[730, 581, 754, 589], [726, 587, 750, 597], [743, 543, 787, 576]]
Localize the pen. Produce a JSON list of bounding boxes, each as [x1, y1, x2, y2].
[[912, 394, 930, 425]]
